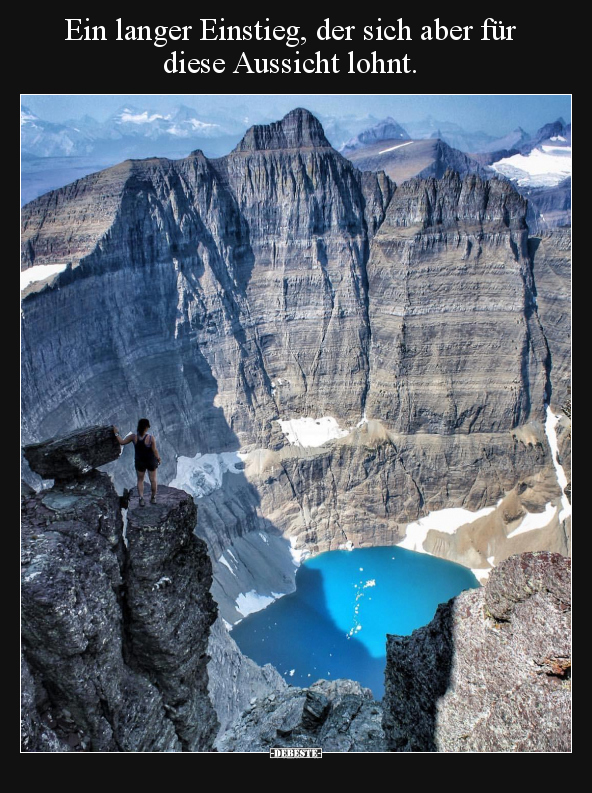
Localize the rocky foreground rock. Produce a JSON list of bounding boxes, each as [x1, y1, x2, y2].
[[217, 678, 386, 753], [23, 424, 121, 479], [383, 551, 571, 752], [21, 429, 218, 751]]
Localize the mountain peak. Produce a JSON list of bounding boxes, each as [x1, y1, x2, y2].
[[234, 108, 331, 152], [21, 106, 39, 125], [340, 117, 410, 153]]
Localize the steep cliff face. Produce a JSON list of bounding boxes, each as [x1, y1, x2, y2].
[[208, 616, 287, 740], [529, 228, 571, 410], [367, 171, 548, 431], [21, 109, 569, 623], [383, 552, 571, 752], [21, 109, 390, 473], [21, 428, 218, 752], [523, 179, 571, 232]]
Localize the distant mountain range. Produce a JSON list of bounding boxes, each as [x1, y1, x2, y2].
[[20, 105, 571, 229], [344, 138, 492, 184], [22, 105, 571, 162], [487, 118, 571, 188], [339, 115, 571, 230], [21, 104, 246, 160]]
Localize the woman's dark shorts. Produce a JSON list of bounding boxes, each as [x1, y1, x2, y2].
[[136, 462, 158, 473]]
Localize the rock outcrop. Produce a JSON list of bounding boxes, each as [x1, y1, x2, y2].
[[383, 552, 571, 752], [24, 424, 121, 479], [21, 427, 218, 752], [217, 678, 386, 753]]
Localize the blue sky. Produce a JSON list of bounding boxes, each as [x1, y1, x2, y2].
[[22, 94, 570, 136]]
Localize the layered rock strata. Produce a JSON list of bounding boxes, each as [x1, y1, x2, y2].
[[21, 427, 218, 752], [529, 228, 571, 409], [383, 552, 571, 752], [21, 109, 391, 481], [21, 109, 570, 620]]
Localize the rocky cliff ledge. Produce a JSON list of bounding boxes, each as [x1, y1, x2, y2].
[[383, 551, 571, 752], [21, 427, 218, 752]]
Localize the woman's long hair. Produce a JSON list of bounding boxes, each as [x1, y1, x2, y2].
[[137, 418, 150, 436]]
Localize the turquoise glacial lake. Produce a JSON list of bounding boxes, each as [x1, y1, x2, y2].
[[231, 546, 479, 698]]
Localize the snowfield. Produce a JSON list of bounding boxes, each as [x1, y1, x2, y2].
[[277, 416, 350, 447], [491, 144, 571, 187], [170, 450, 245, 498], [398, 505, 497, 553], [21, 263, 69, 290]]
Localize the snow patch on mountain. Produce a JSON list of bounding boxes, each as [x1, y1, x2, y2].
[[277, 416, 350, 447], [118, 110, 172, 124], [399, 505, 498, 553], [169, 450, 246, 498], [21, 264, 69, 290], [506, 503, 558, 538], [491, 145, 571, 187]]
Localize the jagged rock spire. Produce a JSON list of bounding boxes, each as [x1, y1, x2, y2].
[[234, 108, 331, 152]]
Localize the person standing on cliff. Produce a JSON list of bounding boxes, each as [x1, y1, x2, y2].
[[113, 419, 161, 506]]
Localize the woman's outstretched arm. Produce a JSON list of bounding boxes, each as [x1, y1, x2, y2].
[[113, 426, 135, 445]]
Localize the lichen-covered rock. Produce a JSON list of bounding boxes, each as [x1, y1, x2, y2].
[[23, 425, 121, 479], [21, 653, 71, 752], [383, 551, 571, 752], [484, 550, 571, 621], [217, 678, 386, 752]]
